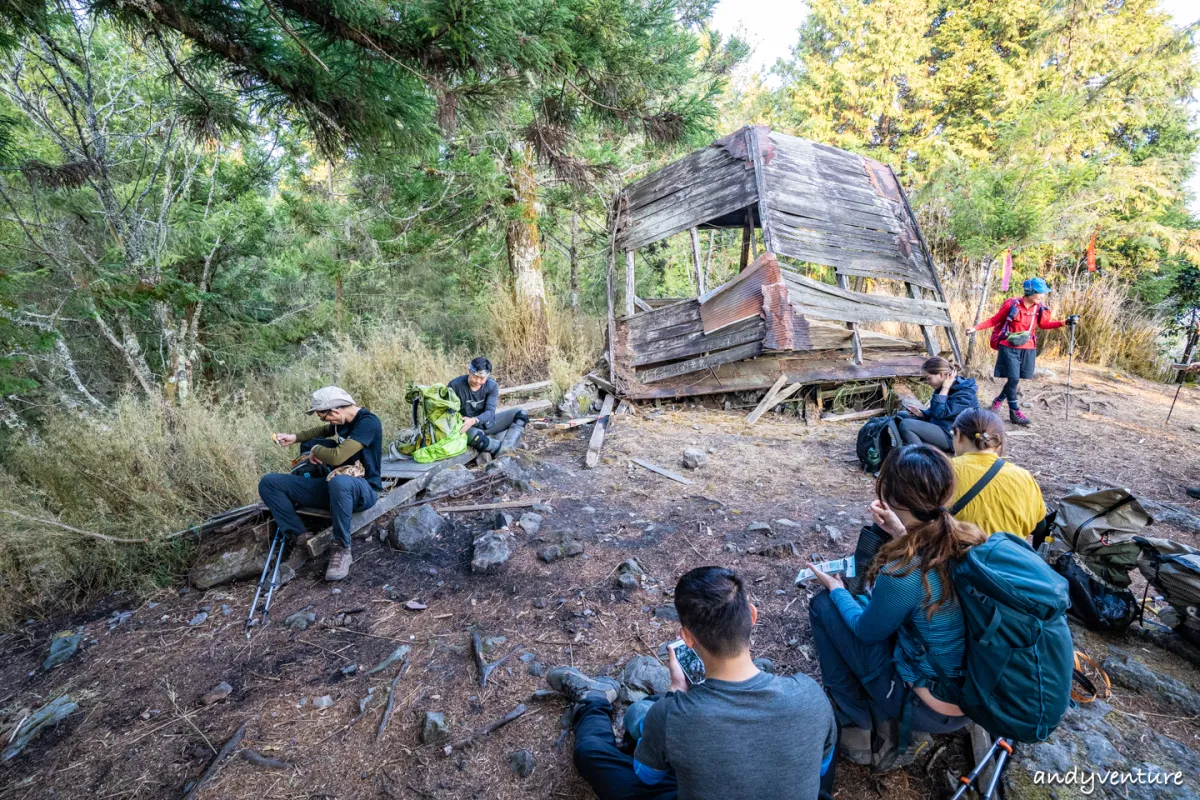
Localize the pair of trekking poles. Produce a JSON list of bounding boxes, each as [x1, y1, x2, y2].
[[244, 524, 288, 637], [951, 737, 1013, 800]]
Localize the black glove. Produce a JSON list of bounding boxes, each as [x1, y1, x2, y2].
[[1066, 314, 1080, 326]]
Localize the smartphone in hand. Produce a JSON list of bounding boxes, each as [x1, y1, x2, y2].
[[668, 639, 707, 685]]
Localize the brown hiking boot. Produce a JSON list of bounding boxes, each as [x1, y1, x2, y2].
[[286, 532, 314, 572], [325, 546, 352, 581]]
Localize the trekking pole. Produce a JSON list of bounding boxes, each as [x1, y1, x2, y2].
[[950, 737, 1012, 800], [1064, 316, 1079, 421], [245, 525, 285, 637], [980, 739, 1013, 800]]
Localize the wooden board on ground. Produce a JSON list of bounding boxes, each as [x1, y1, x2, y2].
[[821, 408, 885, 424], [435, 500, 540, 513], [502, 399, 551, 414], [381, 449, 476, 480], [630, 458, 694, 485], [585, 394, 615, 469]]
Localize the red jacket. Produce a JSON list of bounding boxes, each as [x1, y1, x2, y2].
[[974, 297, 1064, 350]]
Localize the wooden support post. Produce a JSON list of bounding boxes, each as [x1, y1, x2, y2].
[[585, 393, 615, 468], [689, 227, 706, 296], [835, 274, 864, 365], [740, 210, 752, 271], [965, 256, 996, 369], [744, 375, 788, 424], [803, 391, 820, 426], [746, 382, 804, 425], [907, 282, 941, 357], [606, 254, 617, 384], [625, 250, 636, 317], [745, 125, 775, 254]]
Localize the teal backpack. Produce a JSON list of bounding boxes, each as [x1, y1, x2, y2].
[[941, 533, 1075, 742]]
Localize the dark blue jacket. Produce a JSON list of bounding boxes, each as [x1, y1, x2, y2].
[[925, 377, 979, 436]]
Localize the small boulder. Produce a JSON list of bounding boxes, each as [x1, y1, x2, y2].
[[748, 541, 798, 559], [774, 518, 802, 530], [1034, 367, 1057, 380], [615, 573, 640, 593], [43, 631, 82, 671], [527, 661, 546, 677], [518, 512, 543, 536], [284, 609, 317, 630], [426, 465, 476, 496], [388, 504, 446, 551], [471, 531, 513, 574], [201, 681, 233, 706], [538, 545, 564, 563], [619, 655, 671, 703], [487, 456, 531, 484], [682, 448, 708, 470], [823, 525, 844, 545], [421, 711, 451, 745], [493, 511, 515, 530], [532, 502, 553, 514], [747, 521, 773, 535], [188, 612, 209, 627], [653, 604, 680, 622], [752, 657, 775, 674], [509, 749, 537, 778], [312, 695, 334, 710], [563, 541, 585, 557]]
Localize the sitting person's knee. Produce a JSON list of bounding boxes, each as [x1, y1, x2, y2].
[[258, 472, 284, 494], [809, 589, 834, 623]]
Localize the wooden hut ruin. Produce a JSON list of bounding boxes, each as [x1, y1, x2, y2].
[[602, 126, 962, 412]]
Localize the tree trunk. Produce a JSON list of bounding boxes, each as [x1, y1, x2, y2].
[[504, 142, 549, 342], [569, 208, 579, 310], [335, 273, 344, 333]]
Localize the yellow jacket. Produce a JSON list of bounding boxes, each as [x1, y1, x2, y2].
[[951, 451, 1046, 538]]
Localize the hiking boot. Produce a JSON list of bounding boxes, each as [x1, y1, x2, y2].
[[546, 666, 620, 705], [991, 398, 1004, 414], [286, 531, 314, 572], [1187, 487, 1200, 500], [1009, 408, 1031, 426], [325, 546, 352, 581], [838, 726, 872, 766]]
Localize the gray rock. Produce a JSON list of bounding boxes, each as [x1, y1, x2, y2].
[[519, 652, 537, 663], [471, 531, 513, 574], [752, 657, 775, 674], [1081, 732, 1124, 769], [43, 632, 83, 671], [493, 511, 514, 530], [527, 661, 546, 677], [283, 609, 317, 631], [1104, 652, 1200, 715], [1034, 367, 1057, 380], [824, 525, 844, 545], [747, 541, 798, 558], [519, 512, 543, 535], [532, 503, 553, 514], [201, 681, 233, 706], [682, 447, 708, 470], [564, 541, 585, 557], [1020, 741, 1073, 775], [426, 465, 477, 496], [487, 456, 531, 484], [774, 518, 803, 529], [616, 573, 640, 593], [619, 655, 671, 703], [582, 506, 596, 514], [188, 612, 209, 627], [421, 711, 450, 744], [747, 521, 773, 535], [388, 504, 446, 551], [509, 749, 536, 778], [559, 379, 599, 418], [618, 558, 646, 577], [653, 605, 679, 622], [312, 695, 334, 710]]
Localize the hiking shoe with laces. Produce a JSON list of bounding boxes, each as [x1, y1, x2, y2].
[[546, 667, 620, 705], [991, 398, 1004, 414], [1009, 408, 1031, 426], [325, 546, 352, 581]]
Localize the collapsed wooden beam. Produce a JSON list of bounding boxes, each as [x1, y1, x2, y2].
[[585, 393, 615, 468], [746, 379, 804, 424]]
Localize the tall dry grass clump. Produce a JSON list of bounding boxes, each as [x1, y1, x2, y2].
[[486, 289, 603, 401]]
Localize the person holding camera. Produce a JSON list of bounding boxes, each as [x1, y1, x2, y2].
[[895, 357, 979, 453], [548, 566, 837, 800], [807, 445, 984, 765], [973, 277, 1078, 425]]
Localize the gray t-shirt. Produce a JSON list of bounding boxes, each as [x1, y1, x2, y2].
[[634, 670, 836, 800]]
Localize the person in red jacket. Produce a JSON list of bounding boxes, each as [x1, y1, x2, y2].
[[973, 277, 1075, 426]]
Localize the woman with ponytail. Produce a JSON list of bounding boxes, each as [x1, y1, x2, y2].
[[949, 409, 1046, 538], [895, 357, 979, 454], [807, 445, 985, 758]]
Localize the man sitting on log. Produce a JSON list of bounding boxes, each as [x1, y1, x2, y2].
[[448, 356, 528, 457], [261, 386, 383, 581], [548, 566, 838, 800]]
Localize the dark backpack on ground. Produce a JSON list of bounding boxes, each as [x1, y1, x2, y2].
[[856, 415, 900, 473], [1136, 536, 1200, 647], [941, 533, 1075, 742]]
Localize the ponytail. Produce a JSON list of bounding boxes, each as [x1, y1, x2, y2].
[[952, 408, 1006, 454]]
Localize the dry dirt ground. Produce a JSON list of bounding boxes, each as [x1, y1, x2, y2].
[[2, 360, 1200, 800]]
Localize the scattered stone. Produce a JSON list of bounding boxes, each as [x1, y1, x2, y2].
[[509, 749, 537, 778], [283, 609, 317, 631], [824, 525, 844, 545], [107, 610, 133, 630], [532, 598, 547, 609], [582, 506, 596, 514], [426, 465, 477, 496], [564, 541, 585, 557], [532, 503, 553, 514], [748, 541, 798, 559], [774, 518, 802, 530], [421, 711, 451, 745], [747, 521, 773, 535], [201, 681, 233, 706], [341, 664, 358, 676], [619, 655, 671, 703], [405, 601, 427, 611], [472, 530, 513, 573], [519, 652, 537, 663], [752, 658, 775, 674], [1, 694, 77, 762], [1033, 367, 1057, 380], [518, 512, 543, 536], [483, 635, 508, 650], [682, 448, 708, 470], [616, 573, 641, 593], [493, 511, 515, 530], [388, 504, 446, 551], [653, 605, 680, 622], [722, 542, 743, 554], [527, 661, 546, 677], [220, 604, 231, 616], [1103, 650, 1200, 716], [188, 612, 209, 627], [43, 631, 82, 671], [559, 379, 599, 418], [538, 534, 585, 562], [312, 695, 334, 710], [488, 456, 531, 485], [618, 558, 646, 577], [366, 645, 412, 676]]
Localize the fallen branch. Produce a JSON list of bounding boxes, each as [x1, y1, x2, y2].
[[375, 658, 410, 743], [630, 458, 694, 486], [0, 508, 148, 544], [472, 631, 520, 688], [435, 500, 539, 513], [441, 704, 527, 756], [182, 720, 247, 800], [239, 749, 292, 771]]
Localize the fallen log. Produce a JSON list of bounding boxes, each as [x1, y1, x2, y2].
[[435, 500, 539, 513], [585, 394, 615, 469], [240, 750, 292, 771], [376, 658, 410, 742], [472, 631, 521, 687], [182, 720, 247, 800], [630, 458, 694, 486], [441, 704, 527, 756], [498, 380, 553, 397]]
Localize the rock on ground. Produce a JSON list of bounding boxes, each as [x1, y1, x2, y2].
[[43, 632, 82, 671], [471, 531, 513, 574], [387, 504, 446, 551], [619, 655, 671, 703], [518, 512, 543, 536], [558, 380, 599, 418], [509, 749, 537, 778], [1104, 648, 1200, 716], [201, 681, 233, 706], [422, 711, 450, 744], [681, 447, 708, 470], [426, 465, 477, 496]]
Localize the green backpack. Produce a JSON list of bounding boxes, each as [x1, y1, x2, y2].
[[397, 384, 469, 464]]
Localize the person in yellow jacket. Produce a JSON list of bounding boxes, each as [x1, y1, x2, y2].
[[949, 408, 1046, 539]]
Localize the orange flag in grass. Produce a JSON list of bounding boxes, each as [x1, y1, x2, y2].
[[1086, 230, 1097, 272], [1000, 248, 1012, 292]]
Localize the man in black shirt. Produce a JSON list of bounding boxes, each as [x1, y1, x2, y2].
[[262, 386, 382, 581], [448, 356, 527, 456]]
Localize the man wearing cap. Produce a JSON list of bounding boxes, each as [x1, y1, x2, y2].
[[260, 386, 383, 581], [448, 356, 528, 456], [973, 277, 1077, 426]]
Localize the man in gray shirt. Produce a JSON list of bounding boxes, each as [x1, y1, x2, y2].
[[548, 566, 837, 800]]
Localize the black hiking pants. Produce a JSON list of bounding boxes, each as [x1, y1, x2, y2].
[[258, 438, 377, 548], [894, 411, 953, 453], [467, 407, 528, 453], [572, 698, 678, 800]]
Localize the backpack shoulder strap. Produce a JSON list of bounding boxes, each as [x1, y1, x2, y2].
[[951, 458, 1007, 516]]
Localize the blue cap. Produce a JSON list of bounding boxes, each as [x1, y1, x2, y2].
[[1023, 277, 1051, 295]]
